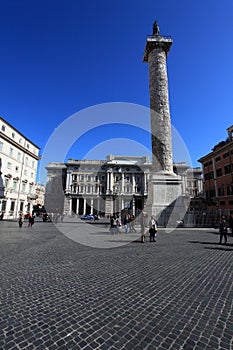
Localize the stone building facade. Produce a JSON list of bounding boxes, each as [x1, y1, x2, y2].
[[198, 125, 233, 213], [0, 117, 40, 219], [45, 155, 202, 218]]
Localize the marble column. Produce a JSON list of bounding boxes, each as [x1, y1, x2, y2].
[[76, 198, 79, 215], [143, 21, 185, 227], [143, 21, 173, 173]]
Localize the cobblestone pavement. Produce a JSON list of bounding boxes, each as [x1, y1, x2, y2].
[[0, 220, 233, 350]]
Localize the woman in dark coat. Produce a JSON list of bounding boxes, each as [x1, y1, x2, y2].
[[219, 215, 227, 244]]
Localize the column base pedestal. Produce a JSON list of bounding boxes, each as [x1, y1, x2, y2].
[[145, 172, 188, 228]]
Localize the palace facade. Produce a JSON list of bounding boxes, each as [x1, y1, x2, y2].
[[45, 155, 203, 217], [0, 117, 41, 219]]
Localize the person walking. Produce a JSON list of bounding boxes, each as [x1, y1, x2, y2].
[[149, 215, 158, 242], [219, 215, 227, 245]]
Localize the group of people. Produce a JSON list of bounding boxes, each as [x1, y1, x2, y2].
[[109, 212, 158, 243], [141, 213, 158, 243], [18, 213, 35, 228]]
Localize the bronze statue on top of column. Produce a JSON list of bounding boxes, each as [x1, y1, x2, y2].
[[153, 21, 160, 36]]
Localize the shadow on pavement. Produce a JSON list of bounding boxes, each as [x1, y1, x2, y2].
[[188, 241, 221, 245], [204, 246, 233, 251], [188, 240, 233, 250]]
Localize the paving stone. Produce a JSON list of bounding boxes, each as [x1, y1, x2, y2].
[[1, 221, 233, 350]]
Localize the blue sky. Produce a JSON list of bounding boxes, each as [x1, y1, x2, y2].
[[1, 0, 233, 182]]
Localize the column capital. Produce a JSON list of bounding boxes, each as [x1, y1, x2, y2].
[[143, 36, 173, 62]]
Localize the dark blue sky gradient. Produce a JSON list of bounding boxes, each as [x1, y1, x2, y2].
[[1, 0, 233, 173]]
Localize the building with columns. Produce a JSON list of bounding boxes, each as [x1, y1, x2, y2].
[[45, 155, 202, 218], [45, 155, 151, 217]]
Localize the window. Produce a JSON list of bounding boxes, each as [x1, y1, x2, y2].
[[9, 147, 13, 157], [27, 144, 29, 149], [72, 174, 77, 181], [223, 152, 229, 158], [29, 185, 33, 194], [32, 161, 35, 168], [0, 142, 3, 152], [22, 183, 25, 192], [215, 156, 221, 162], [17, 152, 21, 161], [125, 176, 130, 182], [216, 168, 222, 177], [225, 164, 231, 175], [15, 166, 19, 172], [19, 138, 23, 144], [24, 169, 27, 176], [227, 185, 233, 195], [218, 187, 225, 197], [31, 172, 34, 178], [4, 178, 9, 188], [10, 201, 15, 212], [7, 162, 12, 169], [13, 181, 17, 190], [12, 132, 15, 139], [1, 125, 5, 131], [25, 157, 28, 166]]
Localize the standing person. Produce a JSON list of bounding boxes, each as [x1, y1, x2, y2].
[[18, 213, 23, 228], [149, 215, 158, 242], [28, 214, 35, 227], [140, 212, 148, 243], [110, 215, 118, 234], [219, 215, 227, 245], [129, 214, 136, 232], [124, 213, 130, 234]]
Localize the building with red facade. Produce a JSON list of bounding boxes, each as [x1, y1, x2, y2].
[[198, 125, 233, 216]]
